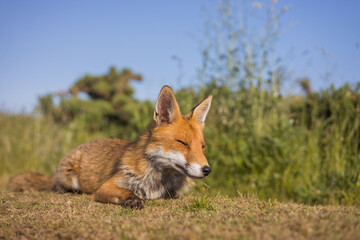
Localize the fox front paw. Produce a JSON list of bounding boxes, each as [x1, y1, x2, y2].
[[164, 191, 179, 199], [123, 196, 144, 209]]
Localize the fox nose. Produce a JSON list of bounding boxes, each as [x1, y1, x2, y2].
[[201, 166, 212, 176]]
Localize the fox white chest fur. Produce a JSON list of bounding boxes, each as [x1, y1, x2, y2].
[[116, 164, 186, 200], [115, 147, 192, 200]]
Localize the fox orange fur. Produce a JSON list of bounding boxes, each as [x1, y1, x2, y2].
[[9, 86, 212, 209]]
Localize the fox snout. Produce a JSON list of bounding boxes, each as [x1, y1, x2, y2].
[[201, 165, 211, 176], [182, 161, 211, 179]]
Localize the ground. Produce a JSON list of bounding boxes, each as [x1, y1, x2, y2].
[[0, 191, 359, 240]]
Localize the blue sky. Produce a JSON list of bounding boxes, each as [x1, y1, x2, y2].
[[0, 0, 359, 112]]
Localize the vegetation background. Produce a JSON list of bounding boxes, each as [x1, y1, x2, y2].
[[1, 0, 359, 207]]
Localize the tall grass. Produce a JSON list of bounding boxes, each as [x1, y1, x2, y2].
[[1, 84, 359, 205], [0, 112, 107, 188], [174, 83, 360, 205]]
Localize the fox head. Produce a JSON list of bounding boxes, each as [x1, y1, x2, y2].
[[146, 85, 212, 179]]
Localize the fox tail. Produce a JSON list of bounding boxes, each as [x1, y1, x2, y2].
[[8, 173, 55, 192]]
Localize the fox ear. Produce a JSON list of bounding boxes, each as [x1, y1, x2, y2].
[[154, 86, 181, 125], [187, 96, 212, 124]]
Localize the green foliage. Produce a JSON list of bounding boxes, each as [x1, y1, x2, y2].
[[38, 67, 152, 140], [184, 187, 214, 211], [174, 82, 360, 205], [0, 112, 107, 183], [186, 196, 214, 211]]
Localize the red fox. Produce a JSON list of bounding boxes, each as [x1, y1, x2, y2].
[[9, 86, 212, 209]]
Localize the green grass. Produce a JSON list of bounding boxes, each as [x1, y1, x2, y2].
[[192, 84, 360, 205], [0, 112, 107, 189], [185, 191, 215, 211], [0, 191, 359, 240]]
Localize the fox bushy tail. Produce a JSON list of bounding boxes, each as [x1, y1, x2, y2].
[[8, 173, 55, 192]]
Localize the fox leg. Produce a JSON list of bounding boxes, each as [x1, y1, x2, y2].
[[92, 178, 144, 209]]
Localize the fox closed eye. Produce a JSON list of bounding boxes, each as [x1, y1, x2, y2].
[[176, 140, 189, 148]]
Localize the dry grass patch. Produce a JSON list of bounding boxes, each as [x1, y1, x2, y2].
[[0, 191, 359, 240]]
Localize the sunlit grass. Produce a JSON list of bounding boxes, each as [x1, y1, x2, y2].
[[0, 191, 359, 239]]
